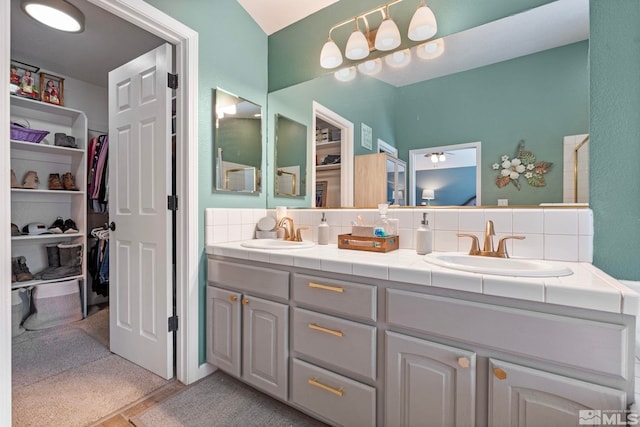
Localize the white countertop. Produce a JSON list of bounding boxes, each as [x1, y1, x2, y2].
[[207, 242, 638, 316]]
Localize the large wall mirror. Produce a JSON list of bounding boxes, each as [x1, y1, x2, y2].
[[213, 88, 262, 194], [274, 114, 307, 198], [265, 0, 589, 208]]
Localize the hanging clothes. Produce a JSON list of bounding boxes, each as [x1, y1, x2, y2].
[[88, 135, 109, 213], [88, 227, 109, 297]]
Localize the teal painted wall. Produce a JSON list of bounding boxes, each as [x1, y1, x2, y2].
[[217, 118, 261, 166], [268, 0, 557, 91], [267, 72, 398, 207], [590, 0, 640, 280], [275, 115, 307, 197], [396, 41, 589, 206], [144, 0, 268, 364]]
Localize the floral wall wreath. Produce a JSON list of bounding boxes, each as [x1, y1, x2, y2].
[[492, 140, 552, 190]]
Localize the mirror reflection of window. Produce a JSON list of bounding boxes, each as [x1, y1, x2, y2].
[[274, 114, 307, 198], [213, 88, 262, 193]]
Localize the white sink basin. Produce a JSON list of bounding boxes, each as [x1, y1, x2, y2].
[[240, 239, 315, 250], [423, 253, 573, 277]]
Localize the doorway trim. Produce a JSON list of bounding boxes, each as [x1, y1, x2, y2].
[[311, 101, 354, 207], [409, 141, 482, 206]]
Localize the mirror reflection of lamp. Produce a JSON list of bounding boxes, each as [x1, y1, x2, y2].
[[422, 189, 435, 205]]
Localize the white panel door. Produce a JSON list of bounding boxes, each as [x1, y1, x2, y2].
[[108, 44, 173, 379]]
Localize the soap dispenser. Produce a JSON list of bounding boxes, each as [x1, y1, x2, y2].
[[318, 212, 329, 245], [416, 213, 433, 255], [374, 204, 390, 237]]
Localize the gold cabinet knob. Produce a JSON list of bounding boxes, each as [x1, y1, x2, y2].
[[241, 298, 249, 305], [457, 357, 470, 369], [229, 295, 237, 302], [494, 368, 507, 380]]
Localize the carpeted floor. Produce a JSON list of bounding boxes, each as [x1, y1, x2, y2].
[[12, 307, 169, 427], [131, 371, 328, 427]]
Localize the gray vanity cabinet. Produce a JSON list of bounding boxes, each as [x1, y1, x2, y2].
[[489, 359, 627, 427], [385, 331, 476, 427], [206, 286, 241, 377]]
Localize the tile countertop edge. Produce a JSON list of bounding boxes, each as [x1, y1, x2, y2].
[[205, 243, 638, 316]]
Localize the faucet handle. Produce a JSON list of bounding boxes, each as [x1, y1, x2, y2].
[[496, 236, 526, 258], [295, 227, 309, 242], [457, 233, 481, 255]]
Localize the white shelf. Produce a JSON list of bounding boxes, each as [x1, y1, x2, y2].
[[317, 140, 341, 149], [12, 233, 85, 242], [11, 188, 86, 196], [10, 139, 83, 156], [11, 274, 84, 290], [316, 163, 341, 171], [10, 94, 85, 118]]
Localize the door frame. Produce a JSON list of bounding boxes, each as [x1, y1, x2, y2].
[[1, 2, 206, 417]]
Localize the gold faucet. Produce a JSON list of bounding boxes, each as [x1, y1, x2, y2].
[[277, 216, 308, 242], [458, 220, 525, 258]]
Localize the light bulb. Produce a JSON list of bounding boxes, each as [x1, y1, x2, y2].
[[430, 155, 438, 163], [320, 38, 343, 69], [439, 154, 446, 162]]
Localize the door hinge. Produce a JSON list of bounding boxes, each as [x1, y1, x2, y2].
[[168, 315, 179, 332], [168, 73, 178, 90], [168, 195, 178, 211]]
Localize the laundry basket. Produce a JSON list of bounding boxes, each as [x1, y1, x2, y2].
[[10, 122, 49, 143]]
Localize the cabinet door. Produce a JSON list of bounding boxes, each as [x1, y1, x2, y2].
[[489, 359, 626, 427], [206, 286, 241, 377], [386, 331, 476, 427], [242, 295, 288, 400]]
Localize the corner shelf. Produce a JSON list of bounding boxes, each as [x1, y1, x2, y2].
[[12, 233, 85, 242], [316, 163, 341, 171], [11, 274, 85, 290], [10, 140, 84, 156]]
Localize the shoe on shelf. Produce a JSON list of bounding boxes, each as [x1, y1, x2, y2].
[[34, 244, 61, 280], [11, 169, 22, 188], [11, 258, 18, 283], [22, 171, 40, 189], [15, 256, 34, 282], [48, 217, 65, 234], [62, 172, 79, 191], [63, 219, 79, 234], [48, 173, 63, 190]]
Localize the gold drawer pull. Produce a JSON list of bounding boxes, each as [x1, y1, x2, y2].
[[229, 295, 237, 302], [457, 357, 470, 369], [494, 368, 507, 380], [308, 323, 344, 337], [308, 282, 344, 293], [308, 377, 344, 397]]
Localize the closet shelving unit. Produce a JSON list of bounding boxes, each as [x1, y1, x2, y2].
[[10, 95, 88, 316]]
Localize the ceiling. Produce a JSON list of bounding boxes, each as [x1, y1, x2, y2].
[[9, 0, 588, 89]]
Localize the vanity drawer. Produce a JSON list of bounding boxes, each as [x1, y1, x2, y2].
[[387, 289, 629, 379], [291, 358, 376, 427], [293, 273, 376, 321], [208, 259, 289, 301], [292, 308, 376, 381]]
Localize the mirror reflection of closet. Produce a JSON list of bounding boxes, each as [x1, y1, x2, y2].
[[274, 114, 307, 198], [212, 88, 262, 193]]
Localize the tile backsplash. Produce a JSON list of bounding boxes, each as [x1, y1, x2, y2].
[[205, 207, 594, 263]]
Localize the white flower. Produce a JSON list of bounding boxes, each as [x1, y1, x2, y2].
[[501, 155, 509, 162], [511, 158, 522, 166], [526, 164, 535, 170], [501, 169, 511, 177], [510, 171, 520, 180], [492, 163, 500, 170], [525, 172, 533, 178], [515, 164, 526, 173], [501, 160, 511, 169]]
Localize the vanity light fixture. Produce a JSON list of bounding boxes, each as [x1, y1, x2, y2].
[[21, 0, 85, 33], [320, 0, 438, 69], [416, 38, 445, 60], [384, 49, 411, 68], [357, 58, 383, 75], [334, 66, 358, 82]]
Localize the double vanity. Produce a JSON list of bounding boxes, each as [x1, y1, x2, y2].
[[206, 216, 637, 426]]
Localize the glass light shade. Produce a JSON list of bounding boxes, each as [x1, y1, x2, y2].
[[408, 4, 437, 41], [357, 58, 382, 75], [334, 66, 357, 82], [384, 49, 411, 68], [430, 154, 438, 163], [374, 18, 401, 51], [345, 29, 370, 60], [416, 38, 445, 60], [320, 38, 343, 69], [422, 189, 435, 200], [22, 0, 85, 32], [439, 154, 446, 162]]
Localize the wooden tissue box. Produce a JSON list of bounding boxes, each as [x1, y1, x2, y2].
[[338, 234, 399, 253]]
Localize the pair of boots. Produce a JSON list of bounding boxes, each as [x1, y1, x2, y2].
[[11, 169, 39, 189], [49, 173, 78, 191], [12, 256, 34, 282], [35, 243, 83, 280]]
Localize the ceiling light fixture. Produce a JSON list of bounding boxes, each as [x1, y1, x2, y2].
[[21, 0, 85, 33], [357, 58, 383, 75], [425, 152, 447, 163], [320, 0, 438, 69], [334, 66, 358, 82], [416, 37, 445, 60], [384, 49, 411, 68]]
